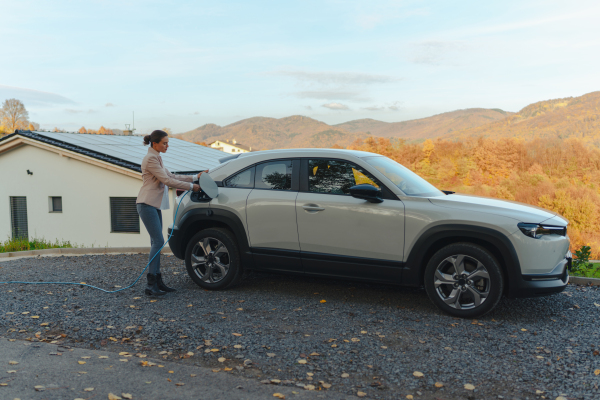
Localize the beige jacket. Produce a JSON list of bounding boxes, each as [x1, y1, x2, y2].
[[136, 147, 194, 208]]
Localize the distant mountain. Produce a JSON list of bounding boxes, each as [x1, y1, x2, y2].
[[445, 91, 600, 143], [334, 108, 512, 139], [176, 108, 511, 150], [176, 115, 363, 150]]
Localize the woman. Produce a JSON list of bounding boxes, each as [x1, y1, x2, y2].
[[136, 129, 204, 296]]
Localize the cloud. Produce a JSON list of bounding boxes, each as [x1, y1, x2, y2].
[[105, 102, 114, 107], [295, 90, 368, 101], [0, 85, 75, 106], [388, 101, 402, 111], [275, 70, 398, 86], [411, 41, 465, 65], [322, 102, 349, 110], [362, 106, 385, 111], [65, 109, 96, 114]]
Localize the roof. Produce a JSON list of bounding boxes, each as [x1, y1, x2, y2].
[[0, 131, 225, 173], [209, 140, 252, 151]]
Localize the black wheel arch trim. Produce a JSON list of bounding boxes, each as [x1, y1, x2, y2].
[[402, 224, 524, 297], [171, 207, 253, 267]]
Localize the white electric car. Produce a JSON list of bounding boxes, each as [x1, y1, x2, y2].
[[168, 149, 571, 318]]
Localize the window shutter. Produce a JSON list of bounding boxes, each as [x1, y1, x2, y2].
[[110, 197, 140, 233], [10, 196, 28, 239]]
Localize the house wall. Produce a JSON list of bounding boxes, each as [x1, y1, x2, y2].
[[1, 144, 177, 248]]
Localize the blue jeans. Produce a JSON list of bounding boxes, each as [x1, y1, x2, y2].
[[137, 203, 163, 275]]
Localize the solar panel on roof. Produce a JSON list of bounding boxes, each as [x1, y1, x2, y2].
[[26, 131, 225, 172]]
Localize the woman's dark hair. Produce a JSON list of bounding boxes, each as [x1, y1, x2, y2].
[[143, 130, 169, 146]]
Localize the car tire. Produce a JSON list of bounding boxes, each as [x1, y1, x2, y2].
[[185, 228, 243, 290], [424, 243, 504, 318]]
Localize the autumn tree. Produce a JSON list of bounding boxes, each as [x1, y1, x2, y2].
[[98, 126, 107, 135], [79, 127, 87, 134], [0, 99, 29, 133], [163, 127, 173, 136], [27, 122, 40, 131]]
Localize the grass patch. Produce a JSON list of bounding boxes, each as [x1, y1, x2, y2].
[[571, 262, 600, 279], [0, 237, 77, 253]]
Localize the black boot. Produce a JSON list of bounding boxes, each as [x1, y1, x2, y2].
[[145, 273, 166, 296], [156, 273, 176, 293]]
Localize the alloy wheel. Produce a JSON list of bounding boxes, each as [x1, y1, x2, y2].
[[190, 237, 230, 283], [434, 254, 491, 310]]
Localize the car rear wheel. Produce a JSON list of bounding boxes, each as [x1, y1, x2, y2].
[[185, 228, 242, 290], [424, 243, 504, 318]]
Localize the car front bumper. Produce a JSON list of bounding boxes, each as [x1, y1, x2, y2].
[[508, 255, 571, 298]]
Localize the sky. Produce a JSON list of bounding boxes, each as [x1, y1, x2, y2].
[[1, 0, 600, 134]]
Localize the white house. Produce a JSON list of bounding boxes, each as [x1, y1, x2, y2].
[[0, 131, 225, 248], [209, 139, 252, 154]]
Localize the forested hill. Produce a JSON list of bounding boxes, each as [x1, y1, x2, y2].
[[334, 108, 512, 140], [444, 91, 600, 145], [175, 115, 363, 150], [175, 108, 511, 150]]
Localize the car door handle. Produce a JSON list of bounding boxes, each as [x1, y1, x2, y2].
[[302, 204, 325, 212]]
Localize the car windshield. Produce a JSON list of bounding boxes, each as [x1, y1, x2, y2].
[[363, 156, 444, 197]]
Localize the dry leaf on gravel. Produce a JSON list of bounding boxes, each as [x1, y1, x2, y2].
[[304, 385, 316, 390], [406, 396, 414, 400], [267, 353, 276, 357], [9, 361, 18, 365], [594, 369, 600, 375], [218, 357, 226, 362], [297, 359, 307, 364], [84, 387, 94, 391], [34, 385, 45, 391], [121, 394, 133, 400], [322, 383, 332, 389], [341, 373, 349, 378], [273, 394, 285, 399], [176, 383, 185, 386], [7, 370, 17, 373], [357, 391, 367, 397], [78, 361, 86, 365], [108, 393, 122, 400], [435, 382, 444, 388], [413, 371, 424, 378], [320, 300, 326, 303], [464, 384, 475, 390], [232, 333, 242, 337]]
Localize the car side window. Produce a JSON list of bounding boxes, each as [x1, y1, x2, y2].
[[224, 167, 255, 188], [308, 159, 380, 195], [255, 160, 293, 190]]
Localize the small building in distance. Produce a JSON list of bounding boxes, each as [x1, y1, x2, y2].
[[0, 130, 225, 248], [209, 139, 251, 154]]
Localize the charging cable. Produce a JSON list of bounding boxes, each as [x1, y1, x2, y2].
[[0, 190, 190, 293]]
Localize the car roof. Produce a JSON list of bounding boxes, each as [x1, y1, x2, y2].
[[209, 148, 382, 180]]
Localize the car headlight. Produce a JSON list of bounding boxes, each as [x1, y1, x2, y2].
[[517, 223, 567, 239]]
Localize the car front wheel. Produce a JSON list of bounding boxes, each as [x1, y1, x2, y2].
[[424, 243, 504, 318], [185, 228, 242, 290]]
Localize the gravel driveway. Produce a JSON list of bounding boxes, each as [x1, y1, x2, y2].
[[1, 254, 599, 399]]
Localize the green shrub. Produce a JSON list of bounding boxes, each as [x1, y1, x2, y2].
[[571, 245, 600, 278], [0, 237, 76, 253]]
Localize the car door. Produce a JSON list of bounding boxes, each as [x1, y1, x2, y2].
[[296, 158, 405, 282], [246, 159, 302, 273]]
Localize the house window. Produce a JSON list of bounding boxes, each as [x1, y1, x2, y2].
[[49, 196, 62, 212], [10, 196, 28, 239], [109, 197, 140, 233]]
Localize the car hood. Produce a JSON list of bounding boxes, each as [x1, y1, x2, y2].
[[428, 193, 558, 224]]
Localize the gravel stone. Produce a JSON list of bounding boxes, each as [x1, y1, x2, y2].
[[1, 254, 600, 399]]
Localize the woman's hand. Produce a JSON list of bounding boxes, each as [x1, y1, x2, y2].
[[192, 184, 200, 192], [196, 169, 209, 180]]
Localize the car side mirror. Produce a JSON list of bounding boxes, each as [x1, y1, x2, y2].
[[349, 184, 383, 203]]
